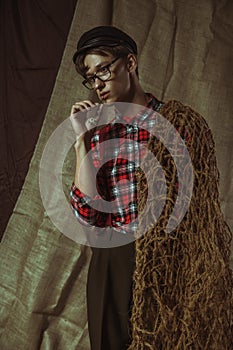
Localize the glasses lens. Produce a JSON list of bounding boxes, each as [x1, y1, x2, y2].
[[96, 69, 111, 81], [83, 79, 94, 90]]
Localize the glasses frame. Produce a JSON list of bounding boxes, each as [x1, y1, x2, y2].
[[82, 56, 121, 90]]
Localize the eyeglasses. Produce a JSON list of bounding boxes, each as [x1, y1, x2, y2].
[[82, 57, 121, 90]]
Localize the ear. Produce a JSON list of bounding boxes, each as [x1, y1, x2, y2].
[[127, 54, 137, 74]]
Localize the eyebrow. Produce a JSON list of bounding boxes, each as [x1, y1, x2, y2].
[[85, 60, 110, 78]]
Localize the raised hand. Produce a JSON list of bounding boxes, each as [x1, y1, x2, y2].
[[70, 100, 101, 138]]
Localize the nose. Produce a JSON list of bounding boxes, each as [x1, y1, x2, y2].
[[93, 77, 105, 91]]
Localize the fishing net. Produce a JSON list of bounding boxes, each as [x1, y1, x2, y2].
[[130, 100, 233, 349]]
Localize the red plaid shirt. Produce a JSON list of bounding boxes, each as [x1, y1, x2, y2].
[[70, 93, 163, 233]]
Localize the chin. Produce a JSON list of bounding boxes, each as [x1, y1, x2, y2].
[[104, 97, 115, 103], [108, 96, 121, 103]]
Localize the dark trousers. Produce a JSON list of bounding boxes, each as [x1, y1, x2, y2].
[[87, 241, 135, 350]]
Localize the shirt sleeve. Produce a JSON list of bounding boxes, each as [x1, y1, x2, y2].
[[70, 182, 110, 227]]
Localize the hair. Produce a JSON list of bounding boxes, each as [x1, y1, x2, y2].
[[74, 45, 139, 77]]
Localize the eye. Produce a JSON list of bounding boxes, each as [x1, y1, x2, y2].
[[87, 76, 95, 84], [97, 66, 109, 75]]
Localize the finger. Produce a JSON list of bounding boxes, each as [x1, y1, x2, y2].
[[72, 99, 99, 116], [71, 101, 95, 115], [82, 100, 96, 107], [71, 103, 86, 113], [74, 100, 96, 110]]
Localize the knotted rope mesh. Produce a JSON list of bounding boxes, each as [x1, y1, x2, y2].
[[129, 100, 232, 349]]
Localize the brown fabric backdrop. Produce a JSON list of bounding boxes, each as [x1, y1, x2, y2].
[[0, 0, 232, 349]]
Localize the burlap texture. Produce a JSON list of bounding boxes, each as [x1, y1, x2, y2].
[[0, 0, 232, 349]]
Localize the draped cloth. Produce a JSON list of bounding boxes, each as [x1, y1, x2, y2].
[[0, 1, 233, 349]]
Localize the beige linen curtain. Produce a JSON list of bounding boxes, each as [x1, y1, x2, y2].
[[0, 0, 232, 349]]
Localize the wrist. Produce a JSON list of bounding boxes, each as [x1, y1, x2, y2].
[[75, 132, 85, 142], [74, 135, 86, 151]]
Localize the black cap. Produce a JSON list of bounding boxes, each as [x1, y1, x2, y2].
[[73, 26, 137, 64]]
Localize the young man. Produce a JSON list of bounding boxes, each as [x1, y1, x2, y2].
[[70, 25, 163, 350], [70, 26, 232, 350]]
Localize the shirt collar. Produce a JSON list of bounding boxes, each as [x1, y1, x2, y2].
[[113, 93, 161, 124]]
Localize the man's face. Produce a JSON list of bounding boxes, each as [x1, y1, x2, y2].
[[83, 53, 135, 103]]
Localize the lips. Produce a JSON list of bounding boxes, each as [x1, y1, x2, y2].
[[100, 91, 110, 101]]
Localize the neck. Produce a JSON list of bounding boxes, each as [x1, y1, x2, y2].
[[128, 78, 147, 106], [131, 89, 147, 106], [120, 84, 147, 117]]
